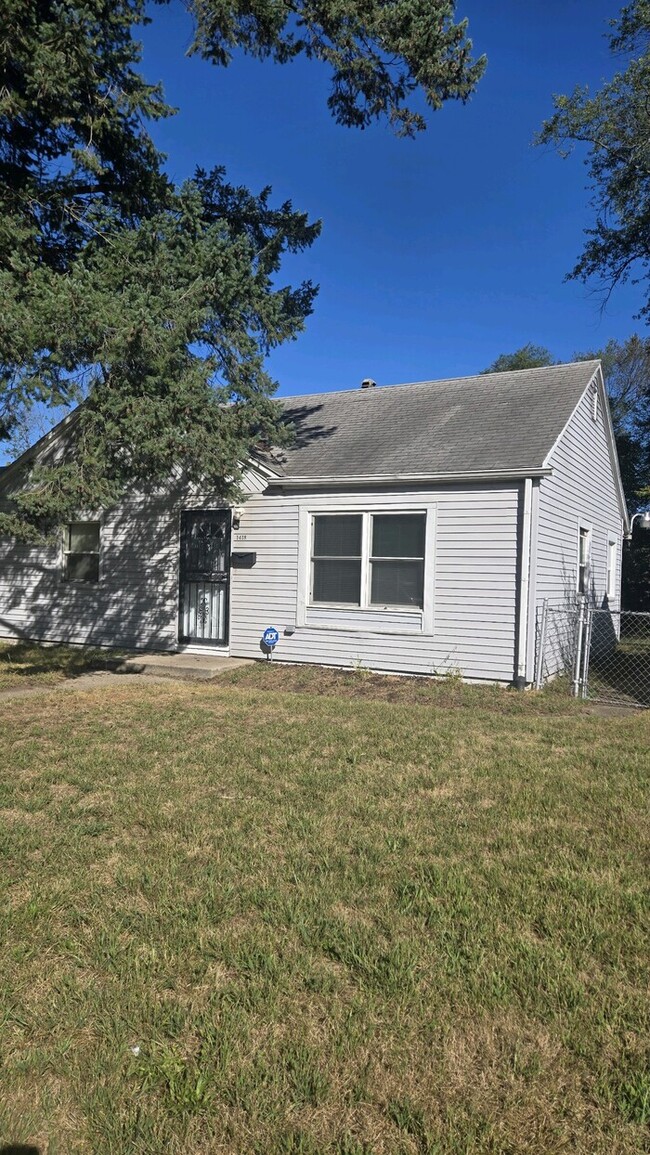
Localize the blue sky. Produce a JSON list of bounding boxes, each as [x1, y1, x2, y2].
[[137, 0, 642, 398]]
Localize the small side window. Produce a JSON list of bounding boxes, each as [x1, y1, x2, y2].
[[577, 526, 591, 595], [606, 539, 617, 600], [64, 522, 100, 582]]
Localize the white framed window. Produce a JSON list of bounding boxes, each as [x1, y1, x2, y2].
[[63, 521, 100, 582], [592, 385, 599, 422], [606, 538, 617, 600], [310, 511, 426, 609], [311, 514, 363, 605], [577, 524, 591, 596]]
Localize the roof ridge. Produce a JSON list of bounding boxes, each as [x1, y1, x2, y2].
[[279, 360, 600, 404]]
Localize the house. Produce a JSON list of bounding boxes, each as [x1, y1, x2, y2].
[[0, 360, 629, 685]]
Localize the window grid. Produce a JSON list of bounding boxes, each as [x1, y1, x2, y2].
[[311, 512, 426, 609], [63, 521, 101, 583]]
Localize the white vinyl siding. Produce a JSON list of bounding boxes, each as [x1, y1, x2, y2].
[[536, 382, 622, 611], [0, 470, 524, 683], [534, 379, 624, 679], [228, 484, 520, 682], [0, 468, 265, 652]]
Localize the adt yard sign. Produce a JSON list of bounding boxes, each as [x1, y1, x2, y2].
[[262, 627, 279, 649]]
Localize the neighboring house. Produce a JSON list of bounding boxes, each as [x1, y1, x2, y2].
[[0, 361, 628, 685]]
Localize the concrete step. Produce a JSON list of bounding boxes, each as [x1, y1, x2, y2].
[[118, 653, 252, 681]]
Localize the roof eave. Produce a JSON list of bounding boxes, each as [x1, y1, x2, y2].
[[269, 467, 553, 489]]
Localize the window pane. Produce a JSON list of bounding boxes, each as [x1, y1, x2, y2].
[[313, 559, 361, 603], [371, 559, 424, 607], [579, 528, 589, 566], [66, 553, 100, 582], [313, 515, 362, 558], [68, 522, 100, 553], [372, 514, 425, 558]]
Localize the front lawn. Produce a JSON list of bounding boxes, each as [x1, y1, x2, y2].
[[0, 670, 648, 1153]]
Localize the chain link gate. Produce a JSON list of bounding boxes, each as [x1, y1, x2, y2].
[[536, 602, 650, 708]]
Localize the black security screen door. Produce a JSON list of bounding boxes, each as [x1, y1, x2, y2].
[[179, 510, 230, 645]]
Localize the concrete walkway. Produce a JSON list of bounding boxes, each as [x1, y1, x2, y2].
[[118, 652, 251, 680]]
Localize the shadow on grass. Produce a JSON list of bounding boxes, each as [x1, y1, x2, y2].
[[589, 616, 650, 707], [0, 641, 128, 682], [0, 1146, 41, 1154], [590, 649, 650, 706]]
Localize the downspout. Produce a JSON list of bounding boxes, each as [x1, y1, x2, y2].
[[515, 477, 533, 688]]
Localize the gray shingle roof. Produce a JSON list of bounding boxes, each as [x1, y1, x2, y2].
[[275, 361, 600, 480]]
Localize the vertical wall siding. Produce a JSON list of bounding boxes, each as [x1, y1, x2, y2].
[[0, 476, 522, 682], [536, 388, 623, 608], [0, 480, 243, 651], [535, 387, 624, 677], [229, 484, 521, 681]]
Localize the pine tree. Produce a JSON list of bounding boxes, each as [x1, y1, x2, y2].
[[0, 0, 485, 537]]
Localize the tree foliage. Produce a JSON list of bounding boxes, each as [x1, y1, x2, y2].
[[481, 344, 556, 374], [537, 1, 650, 318], [190, 0, 486, 136], [0, 0, 485, 538], [4, 169, 320, 532]]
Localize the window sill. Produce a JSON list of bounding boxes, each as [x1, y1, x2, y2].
[[60, 578, 101, 586], [309, 602, 423, 614], [303, 602, 428, 636]]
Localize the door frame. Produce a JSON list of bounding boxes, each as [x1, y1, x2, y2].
[[177, 508, 231, 647]]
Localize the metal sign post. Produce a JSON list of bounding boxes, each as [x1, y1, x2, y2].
[[262, 627, 280, 660]]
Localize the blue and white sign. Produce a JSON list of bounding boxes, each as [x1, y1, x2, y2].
[[262, 626, 280, 648]]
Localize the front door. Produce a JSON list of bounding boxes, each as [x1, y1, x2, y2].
[[179, 510, 230, 645]]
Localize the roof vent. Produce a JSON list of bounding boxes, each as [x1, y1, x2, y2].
[[360, 378, 376, 389]]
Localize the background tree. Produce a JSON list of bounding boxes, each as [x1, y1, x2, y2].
[[537, 1, 650, 319], [575, 336, 650, 609], [575, 336, 650, 500], [481, 343, 556, 374], [0, 0, 485, 538], [483, 337, 650, 609]]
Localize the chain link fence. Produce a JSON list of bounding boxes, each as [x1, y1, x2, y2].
[[535, 602, 650, 707]]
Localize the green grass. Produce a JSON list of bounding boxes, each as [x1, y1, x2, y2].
[[0, 641, 128, 690], [0, 664, 648, 1153]]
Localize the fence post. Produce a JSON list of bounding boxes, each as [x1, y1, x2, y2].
[[573, 598, 586, 698], [535, 599, 549, 690], [581, 606, 594, 699]]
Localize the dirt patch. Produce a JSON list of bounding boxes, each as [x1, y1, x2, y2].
[[584, 702, 648, 718], [219, 662, 590, 716]]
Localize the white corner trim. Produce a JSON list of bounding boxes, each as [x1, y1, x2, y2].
[[296, 506, 310, 627], [525, 480, 540, 683], [517, 478, 533, 680]]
